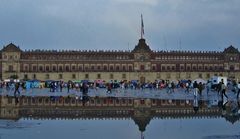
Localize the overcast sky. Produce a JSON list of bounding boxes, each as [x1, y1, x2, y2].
[[0, 0, 240, 51]]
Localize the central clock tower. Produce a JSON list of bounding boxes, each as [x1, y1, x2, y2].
[[132, 38, 152, 83]]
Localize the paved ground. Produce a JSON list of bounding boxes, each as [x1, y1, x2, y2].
[[0, 87, 238, 102]]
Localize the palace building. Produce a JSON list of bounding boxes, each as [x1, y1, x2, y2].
[[0, 37, 239, 82]]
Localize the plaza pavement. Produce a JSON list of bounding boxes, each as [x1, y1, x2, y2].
[[0, 87, 238, 102]]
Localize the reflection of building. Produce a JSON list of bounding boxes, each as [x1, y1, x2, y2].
[[0, 38, 240, 81], [1, 96, 239, 133]]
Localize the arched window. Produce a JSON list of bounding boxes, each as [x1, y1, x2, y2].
[[59, 66, 63, 72], [52, 66, 57, 72], [230, 65, 235, 71], [65, 66, 70, 72], [45, 66, 50, 72], [104, 65, 108, 71]]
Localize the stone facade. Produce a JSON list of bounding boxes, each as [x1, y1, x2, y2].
[[0, 38, 240, 81]]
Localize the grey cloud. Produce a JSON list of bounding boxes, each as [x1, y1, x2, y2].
[[0, 0, 239, 51]]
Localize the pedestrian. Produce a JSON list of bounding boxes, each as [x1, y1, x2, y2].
[[171, 81, 175, 93], [14, 82, 20, 96], [193, 81, 198, 97], [60, 81, 63, 92], [185, 82, 190, 93], [67, 80, 71, 93], [220, 79, 228, 101], [106, 83, 112, 94], [198, 82, 203, 96], [206, 81, 211, 95], [237, 82, 240, 99]]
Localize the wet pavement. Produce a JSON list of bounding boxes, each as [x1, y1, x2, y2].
[[1, 88, 240, 139], [0, 87, 238, 101]]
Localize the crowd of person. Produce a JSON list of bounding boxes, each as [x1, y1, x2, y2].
[[0, 78, 240, 100]]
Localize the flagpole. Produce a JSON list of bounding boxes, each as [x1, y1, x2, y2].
[[141, 14, 142, 39], [141, 14, 143, 39]]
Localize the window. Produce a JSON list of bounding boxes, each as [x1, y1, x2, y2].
[[230, 65, 235, 71], [167, 66, 170, 70], [204, 66, 208, 70], [122, 74, 126, 79], [24, 65, 28, 71], [122, 66, 126, 71], [104, 65, 108, 71], [24, 74, 28, 79], [59, 66, 63, 72], [84, 66, 88, 71], [209, 66, 213, 71], [206, 73, 210, 78], [128, 66, 132, 71], [45, 74, 50, 79], [162, 66, 165, 71], [176, 73, 180, 79], [91, 65, 95, 71], [110, 74, 114, 79], [39, 66, 43, 72], [116, 66, 120, 71], [172, 66, 175, 70], [152, 66, 156, 71], [219, 66, 223, 70], [59, 74, 63, 79], [110, 66, 114, 71], [97, 74, 101, 79], [166, 73, 171, 79], [198, 66, 202, 70], [97, 65, 101, 70], [140, 65, 145, 71], [198, 73, 202, 78], [85, 74, 89, 79], [192, 66, 196, 70], [52, 66, 56, 72], [46, 66, 50, 72], [78, 66, 83, 71], [33, 66, 37, 72], [8, 65, 13, 72], [72, 74, 76, 79], [181, 66, 184, 70], [33, 74, 36, 79], [65, 66, 70, 72], [72, 65, 76, 71]]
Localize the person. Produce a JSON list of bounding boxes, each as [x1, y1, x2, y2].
[[106, 83, 112, 94], [220, 79, 228, 101], [167, 82, 172, 93], [67, 80, 71, 93], [206, 81, 211, 95], [82, 82, 89, 95], [60, 81, 64, 92], [14, 82, 20, 96], [185, 82, 190, 93], [193, 81, 198, 97], [198, 82, 203, 96], [171, 81, 175, 93], [237, 82, 240, 99]]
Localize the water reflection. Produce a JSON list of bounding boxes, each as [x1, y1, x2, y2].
[[0, 95, 240, 139]]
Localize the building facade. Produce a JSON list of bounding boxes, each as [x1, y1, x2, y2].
[[0, 38, 240, 82]]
